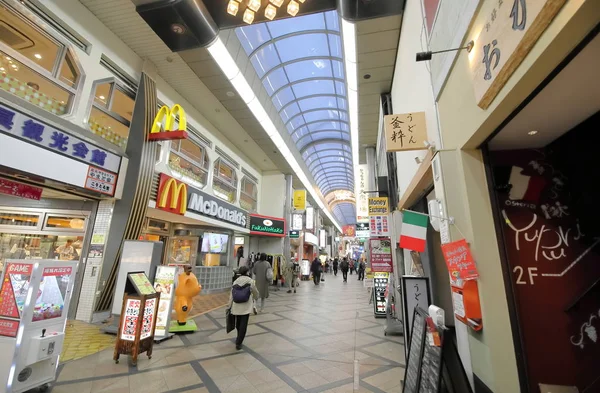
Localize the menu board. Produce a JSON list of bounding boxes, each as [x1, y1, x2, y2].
[[418, 336, 443, 393], [373, 272, 389, 315], [128, 273, 156, 295], [403, 308, 427, 393]]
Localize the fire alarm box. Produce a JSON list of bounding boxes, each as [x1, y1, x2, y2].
[[451, 280, 482, 331]]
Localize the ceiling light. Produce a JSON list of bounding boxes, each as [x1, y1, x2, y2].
[[34, 53, 42, 59], [298, 0, 305, 2], [270, 0, 284, 6], [243, 9, 255, 24], [11, 64, 17, 69], [98, 95, 105, 100], [528, 130, 538, 135], [227, 0, 239, 16], [226, 91, 235, 97], [247, 0, 261, 12], [265, 4, 277, 20], [287, 0, 299, 16]]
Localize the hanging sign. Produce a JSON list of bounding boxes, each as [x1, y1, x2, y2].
[[441, 239, 479, 280], [305, 207, 314, 230], [369, 215, 390, 237], [356, 164, 369, 219], [469, 0, 567, 109], [368, 197, 389, 216], [249, 214, 285, 237], [291, 214, 303, 230], [369, 238, 393, 272], [342, 225, 356, 237], [293, 190, 306, 210], [289, 230, 300, 239], [355, 222, 370, 238], [148, 104, 188, 141], [384, 112, 428, 152], [0, 178, 42, 200]]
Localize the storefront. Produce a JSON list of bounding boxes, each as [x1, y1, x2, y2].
[[303, 232, 318, 261], [147, 172, 249, 292]]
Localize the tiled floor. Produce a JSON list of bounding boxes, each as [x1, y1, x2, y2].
[[49, 273, 405, 392], [61, 320, 116, 362]]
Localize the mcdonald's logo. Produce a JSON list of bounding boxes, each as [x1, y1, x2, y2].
[[157, 174, 187, 215], [148, 104, 189, 141]]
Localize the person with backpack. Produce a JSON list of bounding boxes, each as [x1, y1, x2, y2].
[[252, 253, 271, 312], [286, 258, 300, 294], [340, 258, 350, 282], [358, 260, 366, 281], [228, 266, 259, 350]]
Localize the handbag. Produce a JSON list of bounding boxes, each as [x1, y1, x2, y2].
[[226, 308, 235, 333]]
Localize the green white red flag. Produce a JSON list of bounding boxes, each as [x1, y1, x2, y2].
[[399, 211, 428, 252]]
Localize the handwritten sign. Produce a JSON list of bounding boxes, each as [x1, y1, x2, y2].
[[441, 239, 479, 280], [384, 112, 427, 152], [469, 0, 567, 109]]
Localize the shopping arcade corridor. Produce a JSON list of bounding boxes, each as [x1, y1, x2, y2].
[[50, 273, 405, 393]]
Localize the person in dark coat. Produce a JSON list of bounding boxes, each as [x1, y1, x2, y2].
[[333, 258, 339, 276], [358, 260, 366, 281], [340, 258, 350, 282], [310, 258, 322, 285]]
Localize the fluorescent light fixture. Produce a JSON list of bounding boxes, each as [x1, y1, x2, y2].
[[208, 36, 343, 232], [341, 19, 359, 187]]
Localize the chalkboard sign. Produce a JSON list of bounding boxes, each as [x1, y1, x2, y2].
[[418, 333, 443, 393], [403, 307, 427, 393]]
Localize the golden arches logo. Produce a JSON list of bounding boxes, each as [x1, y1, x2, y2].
[[158, 178, 187, 215], [149, 104, 188, 141]]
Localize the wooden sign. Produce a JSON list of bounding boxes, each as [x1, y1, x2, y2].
[[384, 112, 428, 152], [469, 0, 567, 109]]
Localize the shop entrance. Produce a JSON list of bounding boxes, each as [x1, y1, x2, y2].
[[484, 32, 600, 392]]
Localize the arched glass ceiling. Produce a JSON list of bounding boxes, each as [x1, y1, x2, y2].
[[236, 10, 356, 225]]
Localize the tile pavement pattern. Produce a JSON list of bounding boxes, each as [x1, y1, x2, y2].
[[49, 273, 405, 392]]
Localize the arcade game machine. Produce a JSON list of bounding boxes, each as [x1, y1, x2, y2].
[[0, 260, 77, 392]]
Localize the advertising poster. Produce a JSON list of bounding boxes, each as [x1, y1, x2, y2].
[[121, 298, 141, 341], [0, 262, 33, 319], [153, 266, 177, 337], [293, 190, 306, 210], [140, 298, 156, 340], [369, 215, 390, 237], [369, 238, 393, 272], [0, 318, 19, 337], [440, 239, 479, 280], [342, 225, 356, 238]]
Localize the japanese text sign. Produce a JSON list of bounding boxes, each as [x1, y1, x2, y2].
[[0, 103, 121, 173], [356, 165, 369, 219], [469, 0, 567, 109], [368, 197, 389, 216], [369, 238, 393, 272], [441, 239, 479, 280], [0, 178, 42, 200], [85, 166, 117, 196], [293, 190, 306, 210], [369, 215, 390, 237], [384, 112, 428, 152]]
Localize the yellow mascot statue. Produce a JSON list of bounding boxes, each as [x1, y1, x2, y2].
[[174, 265, 201, 325]]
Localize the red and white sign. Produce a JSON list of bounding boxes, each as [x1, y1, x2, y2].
[[6, 263, 33, 275], [0, 318, 19, 337], [0, 178, 42, 200], [85, 166, 117, 196], [0, 263, 32, 318], [43, 267, 73, 276], [441, 239, 479, 280], [369, 215, 390, 237], [369, 238, 393, 273], [121, 298, 141, 341]]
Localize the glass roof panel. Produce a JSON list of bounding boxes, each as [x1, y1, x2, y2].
[[236, 11, 355, 224]]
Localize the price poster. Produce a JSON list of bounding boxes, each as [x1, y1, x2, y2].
[[369, 215, 390, 237], [153, 266, 177, 337], [140, 298, 156, 340], [121, 298, 141, 341], [441, 239, 479, 280]]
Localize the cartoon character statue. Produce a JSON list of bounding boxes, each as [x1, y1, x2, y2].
[[174, 265, 201, 325]]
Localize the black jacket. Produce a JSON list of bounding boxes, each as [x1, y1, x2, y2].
[[340, 261, 349, 272], [311, 259, 322, 273]]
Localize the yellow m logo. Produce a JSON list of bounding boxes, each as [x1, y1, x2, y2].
[[151, 104, 187, 134], [158, 178, 187, 215]]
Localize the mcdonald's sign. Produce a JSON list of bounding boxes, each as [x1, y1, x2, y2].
[[148, 104, 189, 141], [157, 174, 187, 215]]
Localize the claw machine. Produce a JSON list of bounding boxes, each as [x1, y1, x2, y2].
[[0, 260, 78, 392]]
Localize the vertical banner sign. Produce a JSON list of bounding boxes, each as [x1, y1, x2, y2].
[[293, 190, 307, 210], [356, 164, 369, 219], [305, 207, 314, 230], [121, 298, 142, 341], [441, 239, 479, 280], [369, 238, 393, 272], [469, 0, 567, 109], [292, 213, 303, 230], [401, 276, 431, 342], [153, 266, 177, 337], [384, 112, 428, 152]]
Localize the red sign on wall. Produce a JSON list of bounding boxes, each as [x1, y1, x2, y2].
[[0, 318, 19, 337], [0, 178, 42, 200], [342, 225, 356, 237], [441, 239, 479, 280], [369, 238, 393, 272]]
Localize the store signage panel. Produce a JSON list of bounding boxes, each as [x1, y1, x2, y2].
[[153, 266, 176, 337], [356, 164, 369, 219], [369, 238, 393, 272], [292, 213, 303, 230], [342, 225, 356, 237], [370, 215, 390, 237], [305, 207, 314, 230], [293, 190, 306, 210], [289, 230, 300, 239], [319, 229, 326, 248], [148, 104, 189, 141], [85, 166, 117, 196], [368, 197, 389, 216], [0, 177, 42, 200], [0, 318, 19, 338], [249, 214, 285, 237], [356, 222, 370, 238], [469, 0, 566, 109], [0, 103, 121, 173], [383, 112, 428, 152]]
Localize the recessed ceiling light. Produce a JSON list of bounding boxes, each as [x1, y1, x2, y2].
[[98, 95, 105, 100], [34, 53, 42, 59], [363, 74, 371, 79], [528, 130, 538, 135], [226, 91, 235, 97]]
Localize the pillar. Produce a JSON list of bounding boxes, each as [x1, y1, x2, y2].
[[283, 174, 293, 261], [366, 146, 377, 192]]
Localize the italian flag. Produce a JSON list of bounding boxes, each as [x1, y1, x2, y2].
[[400, 211, 428, 252]]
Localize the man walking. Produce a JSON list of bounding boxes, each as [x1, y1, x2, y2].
[[358, 260, 366, 281], [311, 257, 322, 285], [340, 258, 349, 282], [333, 258, 339, 276]]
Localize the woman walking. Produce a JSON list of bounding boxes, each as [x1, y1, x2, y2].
[[253, 253, 271, 312], [228, 266, 259, 350]]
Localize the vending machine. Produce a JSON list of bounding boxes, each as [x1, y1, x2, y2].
[[0, 260, 78, 392]]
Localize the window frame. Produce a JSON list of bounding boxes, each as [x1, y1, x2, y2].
[[168, 136, 210, 189], [240, 176, 258, 212], [0, 0, 86, 116], [212, 158, 238, 204]]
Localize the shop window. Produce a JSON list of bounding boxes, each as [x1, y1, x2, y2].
[[0, 234, 84, 272], [240, 176, 258, 212], [212, 159, 238, 203], [0, 211, 41, 227], [44, 215, 86, 230], [87, 79, 135, 149], [169, 139, 209, 187], [0, 3, 83, 116]]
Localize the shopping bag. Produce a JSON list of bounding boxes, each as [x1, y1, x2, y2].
[[226, 308, 235, 333]]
